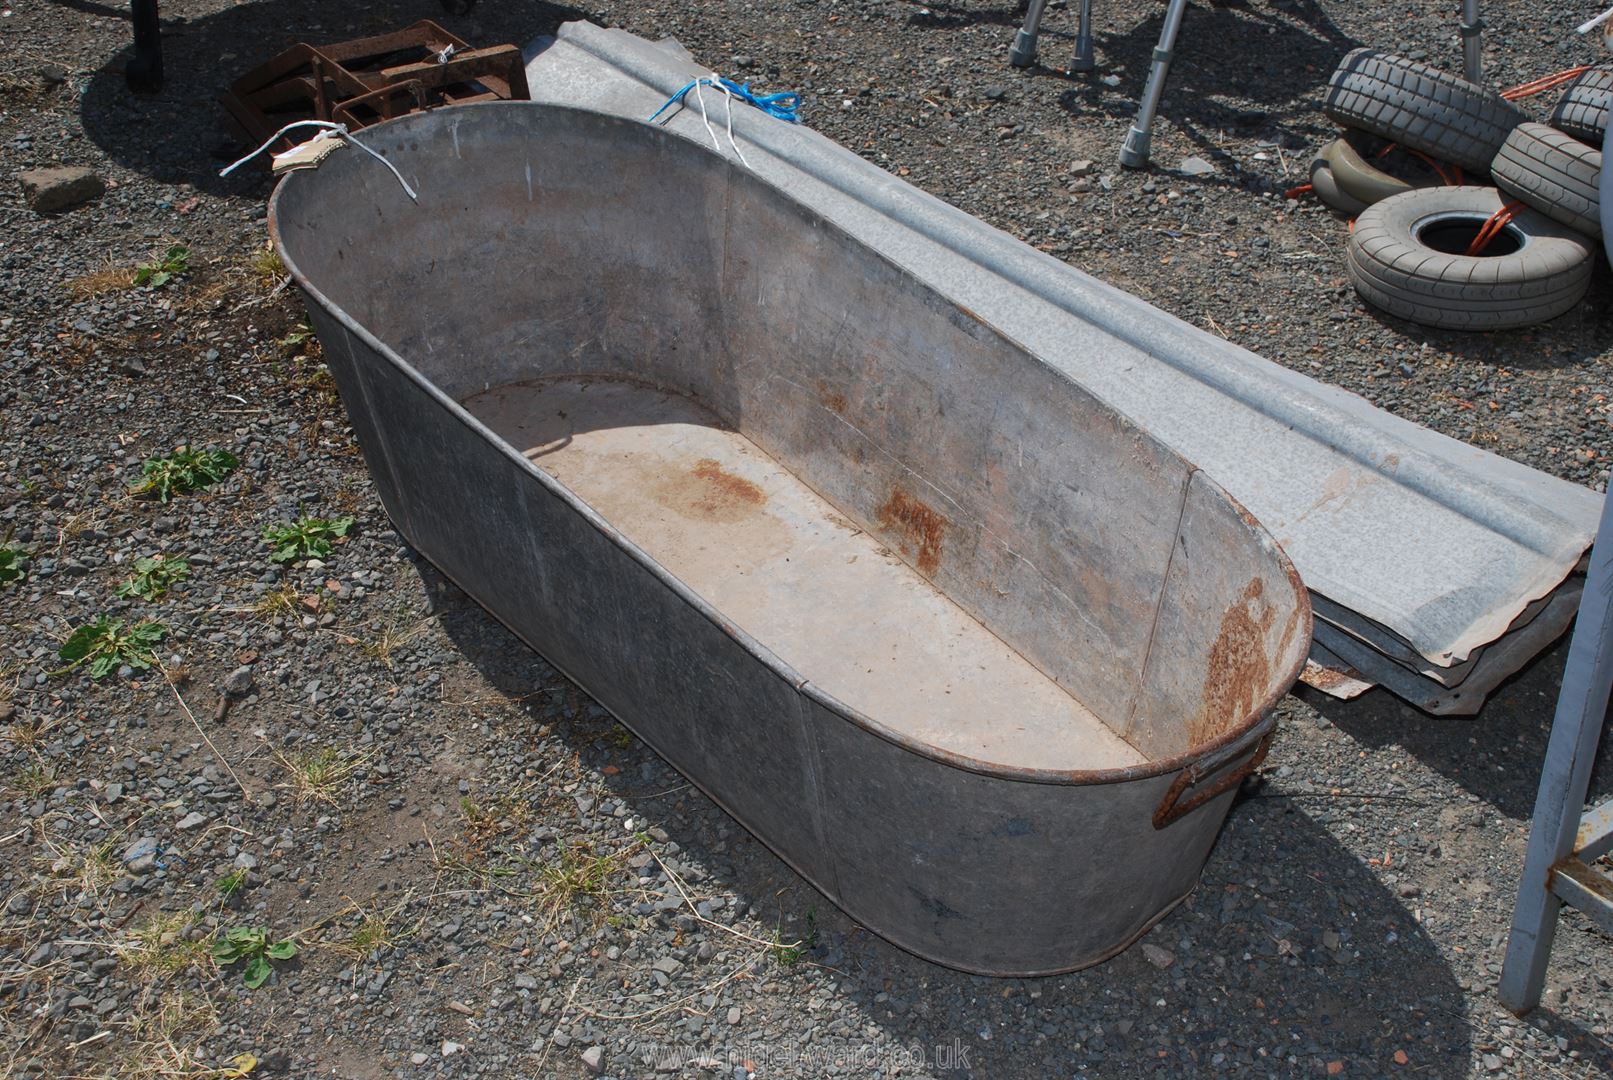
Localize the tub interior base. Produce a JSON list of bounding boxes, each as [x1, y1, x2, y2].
[[462, 376, 1146, 773]]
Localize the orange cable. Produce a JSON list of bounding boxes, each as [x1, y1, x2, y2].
[[1465, 200, 1527, 257], [1501, 65, 1592, 101]]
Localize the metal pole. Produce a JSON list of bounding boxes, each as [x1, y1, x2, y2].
[[1071, 0, 1095, 73], [1119, 0, 1189, 168], [1010, 0, 1052, 69], [1461, 0, 1483, 84]]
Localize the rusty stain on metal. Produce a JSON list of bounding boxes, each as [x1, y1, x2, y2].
[[682, 457, 765, 519], [1193, 579, 1277, 747], [877, 488, 947, 576], [815, 380, 849, 415]]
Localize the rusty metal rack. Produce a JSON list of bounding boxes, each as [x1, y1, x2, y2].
[[220, 21, 528, 151]]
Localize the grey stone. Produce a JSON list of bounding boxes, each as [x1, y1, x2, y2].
[[581, 1045, 605, 1074], [122, 837, 158, 864], [176, 811, 208, 831], [224, 666, 255, 696], [1140, 942, 1175, 969], [18, 167, 105, 213], [1177, 156, 1217, 177]]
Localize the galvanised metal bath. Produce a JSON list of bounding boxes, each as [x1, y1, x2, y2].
[[268, 102, 1311, 975]]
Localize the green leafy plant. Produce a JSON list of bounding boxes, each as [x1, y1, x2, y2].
[[278, 319, 315, 353], [210, 926, 297, 989], [769, 908, 819, 967], [55, 617, 167, 679], [263, 516, 354, 563], [130, 447, 238, 503], [116, 555, 191, 600], [133, 244, 190, 289], [0, 546, 27, 586], [215, 868, 249, 898]]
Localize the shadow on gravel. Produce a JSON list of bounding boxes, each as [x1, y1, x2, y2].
[[419, 557, 1475, 1076], [76, 0, 590, 194], [1299, 634, 1613, 820], [1033, 0, 1360, 152]]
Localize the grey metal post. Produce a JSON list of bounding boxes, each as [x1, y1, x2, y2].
[[1496, 489, 1613, 1013], [1071, 0, 1095, 73], [1119, 0, 1190, 168], [1010, 0, 1051, 68], [1497, 116, 1613, 1016], [1460, 0, 1483, 83]]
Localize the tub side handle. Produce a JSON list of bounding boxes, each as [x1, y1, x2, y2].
[[1151, 715, 1276, 829]]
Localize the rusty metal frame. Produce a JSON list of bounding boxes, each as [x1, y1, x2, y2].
[[219, 21, 527, 151]]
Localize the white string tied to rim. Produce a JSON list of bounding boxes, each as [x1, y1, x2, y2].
[[219, 120, 418, 201]]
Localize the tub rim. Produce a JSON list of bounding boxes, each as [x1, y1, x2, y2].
[[266, 100, 1313, 789]]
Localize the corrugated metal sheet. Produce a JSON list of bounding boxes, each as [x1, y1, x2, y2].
[[523, 22, 1602, 712]]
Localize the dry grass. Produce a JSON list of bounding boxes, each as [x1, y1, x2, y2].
[[351, 610, 429, 670], [33, 829, 121, 900], [247, 242, 286, 293], [113, 911, 214, 980], [85, 987, 223, 1080], [64, 259, 136, 298], [252, 583, 299, 621]]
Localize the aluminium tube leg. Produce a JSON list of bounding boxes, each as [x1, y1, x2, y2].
[[1118, 0, 1189, 168], [1070, 0, 1095, 72], [1496, 488, 1613, 1013], [1461, 0, 1483, 84], [1010, 0, 1052, 68]]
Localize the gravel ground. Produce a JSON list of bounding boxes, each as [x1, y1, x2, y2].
[[4, 1, 1613, 1078]]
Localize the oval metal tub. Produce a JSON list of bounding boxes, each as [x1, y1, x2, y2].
[[268, 102, 1312, 976]]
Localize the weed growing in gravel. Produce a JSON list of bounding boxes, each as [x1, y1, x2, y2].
[[130, 446, 238, 502], [215, 868, 249, 899], [253, 582, 300, 620], [533, 839, 635, 930], [115, 554, 190, 600], [55, 617, 167, 679], [249, 242, 287, 291], [12, 760, 55, 797], [5, 711, 55, 754], [263, 515, 354, 562], [133, 244, 190, 289], [457, 791, 535, 862], [332, 895, 416, 960], [113, 986, 222, 1079], [36, 830, 121, 898], [117, 911, 214, 978], [351, 609, 428, 669], [211, 925, 297, 988], [767, 909, 818, 968], [278, 318, 318, 355], [0, 545, 28, 586], [274, 744, 374, 806]]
